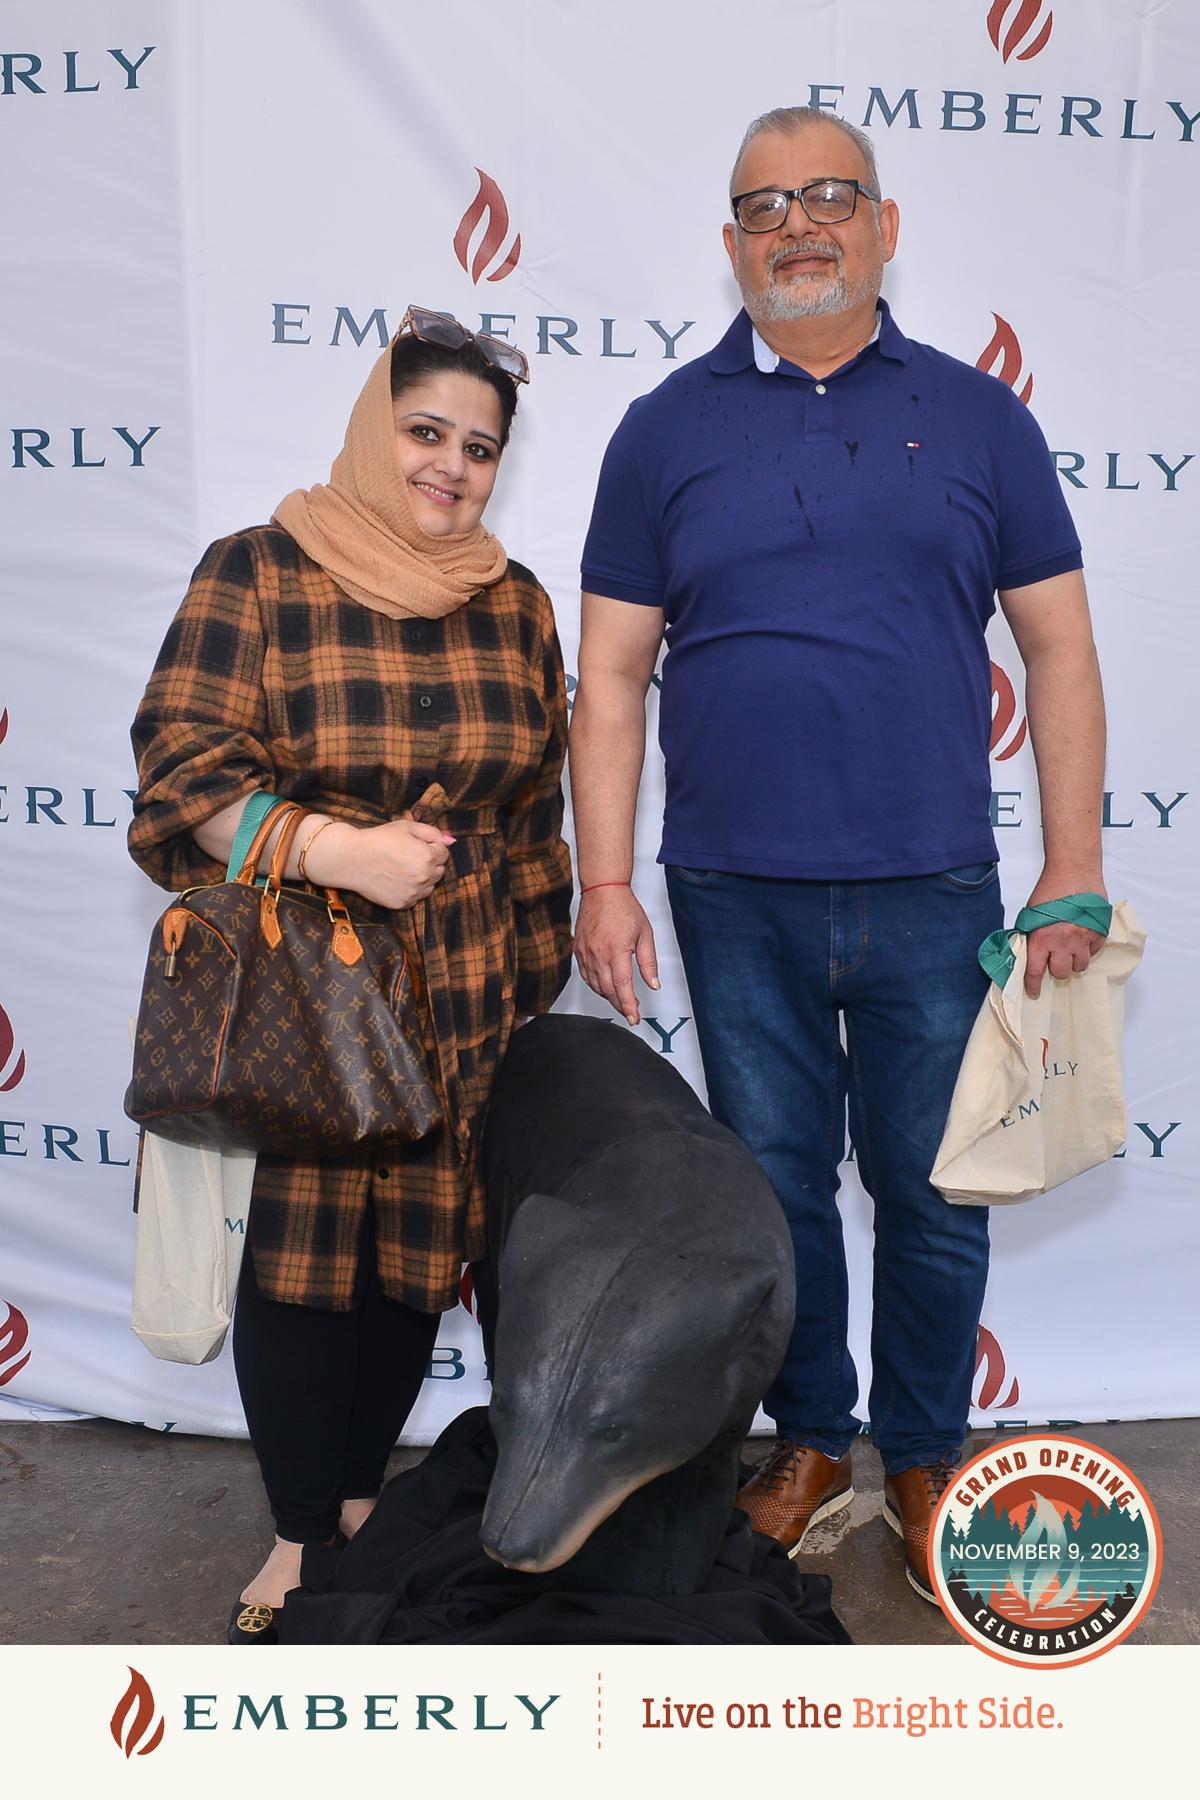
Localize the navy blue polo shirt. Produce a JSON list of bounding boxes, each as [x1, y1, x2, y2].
[[581, 302, 1082, 880]]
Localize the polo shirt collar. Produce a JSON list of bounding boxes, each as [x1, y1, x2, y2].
[[707, 296, 911, 375], [752, 308, 883, 371]]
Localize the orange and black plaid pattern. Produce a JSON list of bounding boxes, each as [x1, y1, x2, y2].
[[129, 526, 573, 1313]]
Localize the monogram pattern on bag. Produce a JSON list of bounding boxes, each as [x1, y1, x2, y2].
[[127, 886, 441, 1155]]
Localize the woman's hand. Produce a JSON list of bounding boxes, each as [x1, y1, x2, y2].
[[303, 818, 455, 910]]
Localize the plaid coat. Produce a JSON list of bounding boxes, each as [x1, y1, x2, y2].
[[129, 526, 573, 1313]]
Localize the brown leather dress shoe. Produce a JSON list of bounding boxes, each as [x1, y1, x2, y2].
[[737, 1440, 854, 1557], [882, 1458, 959, 1603]]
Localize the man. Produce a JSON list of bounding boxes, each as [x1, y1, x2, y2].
[[569, 106, 1106, 1602]]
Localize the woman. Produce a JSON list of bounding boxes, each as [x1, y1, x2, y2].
[[128, 309, 573, 1641]]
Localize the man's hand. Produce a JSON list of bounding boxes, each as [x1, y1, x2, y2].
[[574, 887, 660, 1025], [1022, 870, 1109, 999], [569, 594, 665, 1026]]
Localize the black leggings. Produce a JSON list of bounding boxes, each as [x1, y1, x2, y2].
[[232, 1243, 441, 1543]]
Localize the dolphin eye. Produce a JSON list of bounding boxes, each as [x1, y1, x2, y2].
[[600, 1423, 626, 1444]]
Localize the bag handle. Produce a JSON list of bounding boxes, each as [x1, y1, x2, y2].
[[258, 806, 309, 948], [320, 889, 368, 969], [265, 805, 309, 889], [233, 800, 304, 886], [256, 807, 368, 970], [978, 891, 1113, 987]]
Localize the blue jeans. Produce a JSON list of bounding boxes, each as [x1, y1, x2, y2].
[[665, 862, 1003, 1475]]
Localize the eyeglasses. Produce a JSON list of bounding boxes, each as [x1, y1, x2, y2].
[[396, 304, 530, 384], [731, 179, 880, 233]]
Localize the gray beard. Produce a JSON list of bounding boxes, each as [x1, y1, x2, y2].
[[743, 266, 880, 323]]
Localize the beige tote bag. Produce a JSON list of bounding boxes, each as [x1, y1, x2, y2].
[[131, 1127, 256, 1363], [932, 899, 1145, 1205]]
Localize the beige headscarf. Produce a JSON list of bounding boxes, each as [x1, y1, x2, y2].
[[273, 337, 508, 619]]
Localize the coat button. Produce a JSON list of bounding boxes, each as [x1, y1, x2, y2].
[[419, 695, 432, 709], [815, 383, 827, 394], [376, 1168, 390, 1180]]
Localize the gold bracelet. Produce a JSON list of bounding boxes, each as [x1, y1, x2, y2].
[[297, 817, 335, 884]]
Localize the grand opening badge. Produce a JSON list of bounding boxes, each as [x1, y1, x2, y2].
[[928, 1433, 1161, 1666]]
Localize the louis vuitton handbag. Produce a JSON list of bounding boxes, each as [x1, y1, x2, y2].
[[125, 801, 442, 1156]]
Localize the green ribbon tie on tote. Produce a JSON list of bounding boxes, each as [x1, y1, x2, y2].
[[978, 892, 1114, 988]]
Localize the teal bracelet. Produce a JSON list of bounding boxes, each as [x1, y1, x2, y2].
[[225, 792, 287, 882]]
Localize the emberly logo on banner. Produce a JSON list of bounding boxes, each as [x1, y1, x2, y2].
[[110, 1668, 165, 1758], [0, 47, 155, 95], [975, 1324, 1020, 1410], [0, 1000, 26, 1092], [0, 785, 133, 827], [272, 300, 696, 362], [1053, 448, 1195, 492], [0, 1301, 31, 1386], [454, 168, 521, 285], [969, 318, 1195, 498], [990, 662, 1028, 762], [0, 713, 136, 828], [273, 163, 694, 361], [987, 0, 1053, 64], [0, 999, 132, 1161], [458, 1266, 484, 1321], [784, 81, 1197, 143], [8, 426, 160, 470], [992, 790, 1187, 831], [977, 312, 1033, 404]]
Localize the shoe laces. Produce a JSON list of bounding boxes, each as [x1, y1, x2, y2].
[[921, 1456, 959, 1503], [753, 1440, 811, 1494]]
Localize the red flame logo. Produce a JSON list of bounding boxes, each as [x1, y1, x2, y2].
[[977, 312, 1034, 404], [987, 0, 1054, 62], [458, 1266, 482, 1320], [974, 1325, 1020, 1410], [990, 661, 1028, 761], [0, 707, 8, 746], [0, 1302, 32, 1387], [110, 1667, 165, 1758], [0, 1000, 27, 1092], [454, 168, 522, 285]]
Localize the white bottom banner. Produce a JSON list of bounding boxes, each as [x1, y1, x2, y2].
[[4, 1643, 1194, 1795]]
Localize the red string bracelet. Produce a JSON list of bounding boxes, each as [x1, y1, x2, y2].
[[580, 880, 632, 894]]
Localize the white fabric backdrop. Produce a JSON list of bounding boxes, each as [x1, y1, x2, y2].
[[0, 0, 1195, 1440]]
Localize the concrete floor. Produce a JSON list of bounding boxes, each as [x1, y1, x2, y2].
[[0, 1416, 1195, 1645]]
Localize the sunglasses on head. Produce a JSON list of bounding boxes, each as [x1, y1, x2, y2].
[[397, 304, 530, 385]]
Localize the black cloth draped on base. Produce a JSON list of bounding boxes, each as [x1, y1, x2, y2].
[[278, 1408, 852, 1645]]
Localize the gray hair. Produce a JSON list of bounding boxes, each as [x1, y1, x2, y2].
[[730, 106, 881, 199]]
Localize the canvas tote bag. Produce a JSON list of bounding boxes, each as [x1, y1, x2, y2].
[[130, 1123, 256, 1363], [931, 895, 1145, 1205]]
